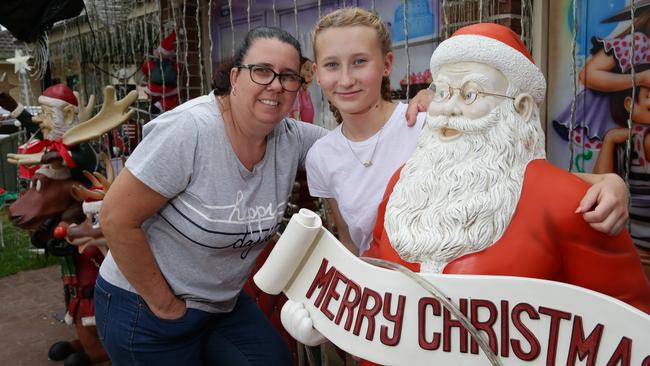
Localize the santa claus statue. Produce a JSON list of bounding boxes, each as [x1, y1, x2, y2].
[[364, 23, 650, 314], [277, 25, 650, 366], [140, 31, 180, 113], [4, 83, 97, 182]]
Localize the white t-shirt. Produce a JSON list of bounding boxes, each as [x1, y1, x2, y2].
[[306, 102, 426, 253]]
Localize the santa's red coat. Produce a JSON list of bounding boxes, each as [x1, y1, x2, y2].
[[366, 159, 650, 314]]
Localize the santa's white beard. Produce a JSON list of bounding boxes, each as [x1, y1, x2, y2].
[[384, 100, 546, 273], [47, 108, 75, 140]]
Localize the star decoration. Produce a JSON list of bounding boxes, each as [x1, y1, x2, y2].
[[6, 50, 32, 74]]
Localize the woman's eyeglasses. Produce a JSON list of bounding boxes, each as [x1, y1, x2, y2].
[[238, 64, 305, 92]]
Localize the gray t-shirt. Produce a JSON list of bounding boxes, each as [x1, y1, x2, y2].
[[99, 93, 326, 313]]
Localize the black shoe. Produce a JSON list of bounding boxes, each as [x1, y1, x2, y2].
[[64, 352, 92, 366], [48, 341, 75, 361]]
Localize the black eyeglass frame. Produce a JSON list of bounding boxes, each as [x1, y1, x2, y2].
[[237, 64, 305, 92]]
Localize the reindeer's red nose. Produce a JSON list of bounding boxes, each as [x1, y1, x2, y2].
[[53, 226, 67, 239]]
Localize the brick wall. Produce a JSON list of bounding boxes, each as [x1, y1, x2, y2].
[[160, 0, 207, 100], [442, 0, 527, 39]]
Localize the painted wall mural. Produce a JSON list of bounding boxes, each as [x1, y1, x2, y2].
[[547, 0, 650, 251]]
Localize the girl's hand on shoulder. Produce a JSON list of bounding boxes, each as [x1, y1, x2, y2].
[[405, 89, 434, 127], [576, 173, 629, 236]]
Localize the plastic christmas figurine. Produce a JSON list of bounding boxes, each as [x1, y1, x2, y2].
[[140, 31, 180, 113]]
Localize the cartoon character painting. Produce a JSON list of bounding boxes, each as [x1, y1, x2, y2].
[[551, 0, 650, 279]]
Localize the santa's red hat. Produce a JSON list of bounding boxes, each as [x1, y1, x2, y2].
[[429, 23, 546, 105], [38, 83, 78, 110], [158, 31, 176, 57]]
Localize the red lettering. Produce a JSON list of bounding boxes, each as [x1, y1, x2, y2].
[[511, 303, 541, 361], [320, 270, 347, 320], [418, 297, 441, 350], [306, 258, 336, 308], [501, 300, 510, 357], [353, 288, 382, 341], [334, 279, 361, 331], [643, 355, 650, 366], [567, 315, 604, 366], [443, 298, 469, 353], [605, 337, 631, 366], [470, 299, 498, 355], [539, 306, 571, 366], [380, 293, 405, 346]]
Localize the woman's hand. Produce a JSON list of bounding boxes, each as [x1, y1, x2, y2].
[[149, 296, 187, 320], [576, 173, 629, 236]]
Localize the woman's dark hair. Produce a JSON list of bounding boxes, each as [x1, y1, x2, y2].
[[213, 26, 303, 96]]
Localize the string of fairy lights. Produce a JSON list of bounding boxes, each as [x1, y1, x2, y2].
[[41, 0, 635, 180]]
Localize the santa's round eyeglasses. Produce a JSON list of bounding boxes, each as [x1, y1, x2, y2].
[[428, 81, 515, 105]]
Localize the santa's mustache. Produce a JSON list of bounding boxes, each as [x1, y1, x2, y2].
[[426, 108, 501, 135]]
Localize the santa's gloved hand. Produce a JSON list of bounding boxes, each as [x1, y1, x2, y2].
[[280, 299, 327, 346]]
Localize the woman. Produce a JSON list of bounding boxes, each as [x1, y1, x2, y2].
[[96, 27, 326, 365]]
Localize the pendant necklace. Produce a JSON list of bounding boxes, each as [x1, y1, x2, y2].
[[343, 123, 384, 168]]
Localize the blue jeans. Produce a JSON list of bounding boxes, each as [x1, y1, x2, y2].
[[94, 275, 291, 366]]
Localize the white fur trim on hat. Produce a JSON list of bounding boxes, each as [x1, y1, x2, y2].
[[82, 200, 103, 215], [430, 34, 546, 105], [38, 95, 77, 110]]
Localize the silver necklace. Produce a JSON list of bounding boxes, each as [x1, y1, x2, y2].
[[343, 124, 384, 168]]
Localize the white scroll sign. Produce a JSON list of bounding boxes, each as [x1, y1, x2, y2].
[[254, 209, 650, 366]]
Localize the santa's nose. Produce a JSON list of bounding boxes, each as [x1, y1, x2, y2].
[[440, 101, 463, 116]]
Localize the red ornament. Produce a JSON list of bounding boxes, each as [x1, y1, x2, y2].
[[53, 226, 67, 239]]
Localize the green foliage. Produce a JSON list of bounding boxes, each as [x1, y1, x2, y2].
[[0, 206, 59, 278]]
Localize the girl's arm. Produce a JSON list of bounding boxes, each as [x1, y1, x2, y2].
[[593, 128, 629, 174], [325, 198, 358, 255], [581, 50, 650, 92]]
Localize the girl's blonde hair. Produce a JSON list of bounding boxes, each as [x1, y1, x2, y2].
[[312, 7, 393, 123]]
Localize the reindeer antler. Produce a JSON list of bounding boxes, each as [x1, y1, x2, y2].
[[0, 72, 16, 92], [73, 91, 96, 123], [71, 184, 105, 201], [7, 152, 44, 166], [62, 86, 138, 146]]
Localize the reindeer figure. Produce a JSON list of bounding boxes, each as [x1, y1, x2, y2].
[[66, 153, 115, 256], [7, 86, 137, 366]]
